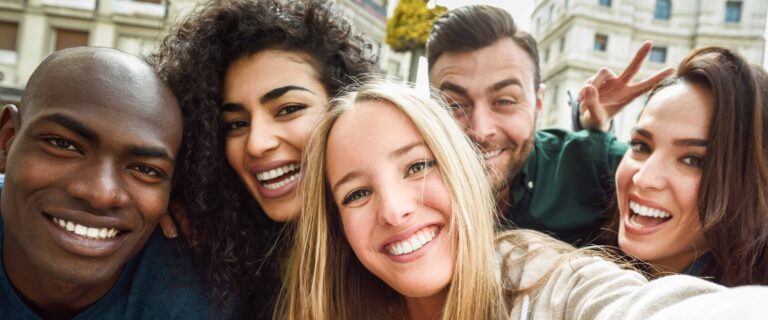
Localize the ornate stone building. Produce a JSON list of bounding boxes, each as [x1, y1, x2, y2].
[[532, 0, 766, 139]]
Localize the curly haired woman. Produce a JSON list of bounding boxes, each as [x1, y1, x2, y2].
[[151, 0, 375, 317]]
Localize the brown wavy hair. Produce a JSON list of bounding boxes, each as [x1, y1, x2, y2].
[[603, 47, 768, 286], [150, 0, 376, 317]]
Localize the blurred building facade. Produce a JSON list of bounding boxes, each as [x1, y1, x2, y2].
[[0, 0, 407, 105], [532, 0, 767, 140]]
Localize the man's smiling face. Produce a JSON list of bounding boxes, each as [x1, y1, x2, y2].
[[429, 38, 542, 192]]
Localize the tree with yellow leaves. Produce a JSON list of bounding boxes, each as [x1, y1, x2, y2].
[[385, 0, 446, 82]]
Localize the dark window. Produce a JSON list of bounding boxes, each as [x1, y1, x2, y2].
[[599, 0, 612, 7], [649, 47, 667, 63], [560, 37, 566, 53], [725, 1, 742, 23], [55, 29, 89, 51], [654, 0, 671, 20], [594, 34, 608, 52], [0, 22, 18, 51]]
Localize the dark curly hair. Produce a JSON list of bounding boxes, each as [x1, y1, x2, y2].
[[150, 0, 376, 317]]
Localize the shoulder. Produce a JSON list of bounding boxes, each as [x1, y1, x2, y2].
[[122, 231, 225, 318]]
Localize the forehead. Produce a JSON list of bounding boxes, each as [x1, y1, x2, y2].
[[327, 101, 423, 161], [429, 37, 536, 88], [223, 50, 325, 96], [640, 83, 713, 135], [26, 67, 182, 150]]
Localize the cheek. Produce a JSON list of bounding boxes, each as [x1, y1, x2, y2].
[[290, 107, 327, 151], [224, 136, 245, 171], [615, 157, 635, 195], [340, 211, 372, 254], [423, 175, 452, 218], [500, 113, 535, 143], [135, 184, 172, 224], [674, 174, 702, 222]]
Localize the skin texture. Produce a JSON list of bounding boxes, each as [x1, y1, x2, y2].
[[0, 48, 182, 317], [616, 83, 711, 274], [221, 50, 329, 222], [326, 101, 454, 320], [429, 38, 542, 200]]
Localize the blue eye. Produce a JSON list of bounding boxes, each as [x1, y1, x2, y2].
[[342, 189, 371, 206], [406, 159, 437, 177], [276, 104, 307, 116]]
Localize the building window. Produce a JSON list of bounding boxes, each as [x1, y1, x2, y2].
[[549, 4, 555, 21], [654, 0, 671, 20], [649, 47, 667, 63], [599, 0, 611, 7], [134, 0, 162, 3], [594, 34, 608, 52], [725, 1, 742, 23], [0, 22, 18, 52], [545, 47, 550, 62], [560, 37, 566, 53], [54, 28, 89, 51]]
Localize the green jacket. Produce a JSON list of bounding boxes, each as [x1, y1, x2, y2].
[[501, 129, 627, 246]]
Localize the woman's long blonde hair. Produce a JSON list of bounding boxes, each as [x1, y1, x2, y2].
[[277, 78, 506, 319]]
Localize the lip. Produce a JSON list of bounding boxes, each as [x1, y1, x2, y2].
[[43, 211, 131, 258], [380, 224, 442, 263], [623, 194, 672, 236], [248, 159, 302, 199]]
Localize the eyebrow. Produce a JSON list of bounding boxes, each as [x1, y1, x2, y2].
[[632, 128, 707, 147], [438, 81, 468, 97], [40, 113, 99, 143], [490, 78, 523, 92], [260, 85, 315, 104], [331, 141, 427, 191], [220, 85, 316, 112], [126, 145, 175, 163], [439, 78, 523, 98]]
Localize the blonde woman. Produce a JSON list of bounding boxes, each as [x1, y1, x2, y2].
[[278, 79, 768, 319]]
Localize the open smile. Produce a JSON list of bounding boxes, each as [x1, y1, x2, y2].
[[44, 212, 130, 257], [625, 200, 673, 234], [381, 225, 442, 263]]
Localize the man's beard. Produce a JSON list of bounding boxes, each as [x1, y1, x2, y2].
[[485, 125, 536, 195]]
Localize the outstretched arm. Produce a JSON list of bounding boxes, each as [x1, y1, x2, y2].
[[577, 41, 675, 131]]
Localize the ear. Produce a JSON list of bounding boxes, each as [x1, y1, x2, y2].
[[535, 84, 545, 114], [0, 104, 20, 173]]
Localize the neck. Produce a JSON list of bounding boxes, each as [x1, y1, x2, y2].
[[405, 289, 447, 320], [649, 249, 710, 277], [2, 234, 120, 318]]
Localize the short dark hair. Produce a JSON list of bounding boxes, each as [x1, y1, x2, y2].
[[426, 5, 540, 89]]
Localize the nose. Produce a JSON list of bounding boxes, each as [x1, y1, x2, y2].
[[631, 154, 668, 191], [67, 160, 130, 211], [467, 103, 496, 144], [245, 117, 280, 158], [377, 179, 417, 227]]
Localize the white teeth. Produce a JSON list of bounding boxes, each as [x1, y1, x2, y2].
[[262, 171, 300, 190], [629, 201, 671, 219], [255, 163, 300, 181], [481, 149, 502, 160], [50, 216, 120, 240], [385, 227, 439, 256]]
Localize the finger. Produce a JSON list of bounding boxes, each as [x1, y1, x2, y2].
[[582, 85, 604, 118], [618, 40, 653, 81], [592, 67, 616, 88], [630, 66, 675, 94], [159, 214, 178, 239]]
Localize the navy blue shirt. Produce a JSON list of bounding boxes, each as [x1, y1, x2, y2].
[[0, 210, 221, 319]]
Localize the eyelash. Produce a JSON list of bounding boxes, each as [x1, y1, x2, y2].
[[340, 159, 438, 206], [44, 137, 79, 152], [630, 140, 705, 169], [276, 104, 307, 116], [406, 159, 437, 177], [129, 164, 165, 178], [224, 120, 249, 132]]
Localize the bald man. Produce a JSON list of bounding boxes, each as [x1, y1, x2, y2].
[[0, 47, 217, 319]]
